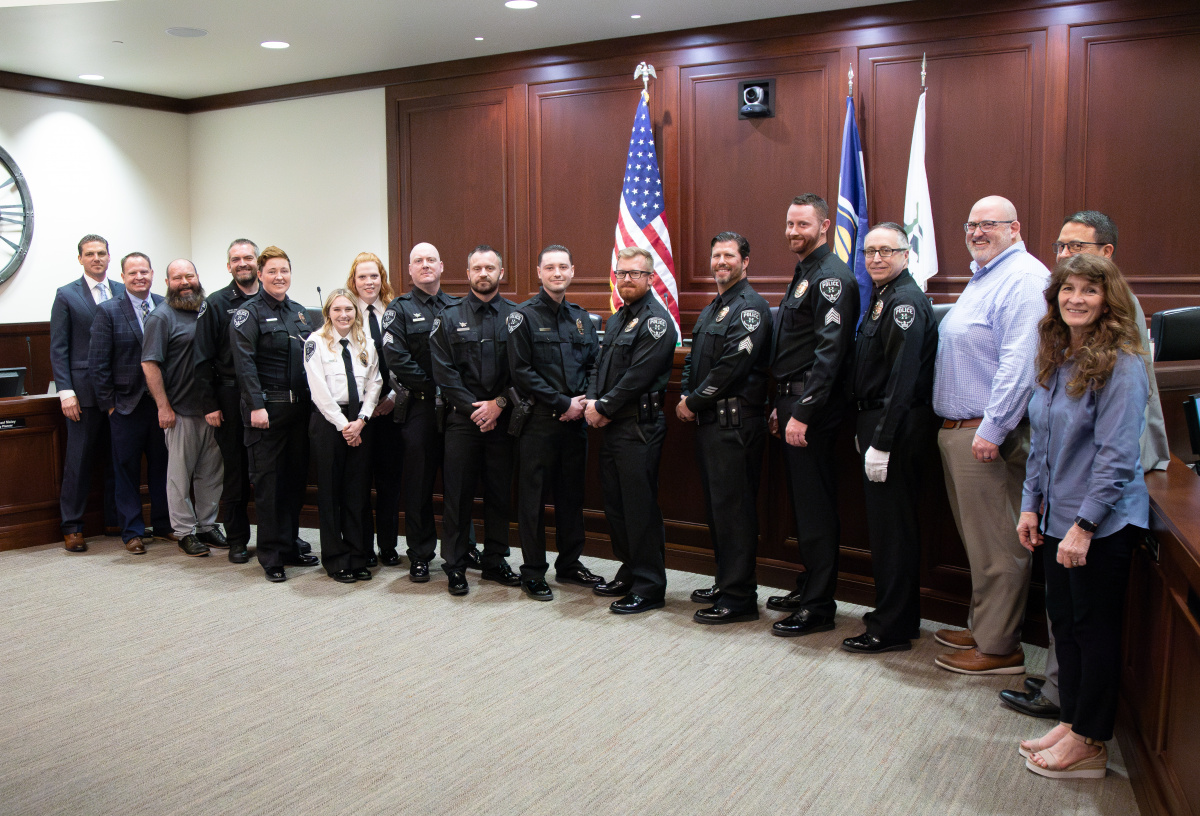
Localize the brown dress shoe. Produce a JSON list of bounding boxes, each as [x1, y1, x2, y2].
[[935, 646, 1025, 675], [934, 628, 976, 650], [124, 537, 147, 555], [63, 533, 87, 553]]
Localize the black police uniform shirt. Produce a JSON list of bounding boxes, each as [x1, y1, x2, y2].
[[229, 292, 313, 410], [681, 276, 773, 412], [770, 242, 860, 424], [429, 291, 518, 415], [588, 291, 677, 417], [141, 303, 204, 416], [507, 288, 599, 413], [851, 268, 937, 452], [380, 288, 461, 397], [193, 280, 259, 414]]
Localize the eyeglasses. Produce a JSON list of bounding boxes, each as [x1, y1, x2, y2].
[[1052, 241, 1107, 254], [613, 270, 650, 280], [859, 247, 908, 259], [962, 220, 1015, 233]]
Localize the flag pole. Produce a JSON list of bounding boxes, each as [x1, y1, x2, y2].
[[921, 53, 926, 89], [848, 65, 854, 97]]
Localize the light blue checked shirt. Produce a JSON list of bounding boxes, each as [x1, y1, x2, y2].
[[933, 241, 1049, 445]]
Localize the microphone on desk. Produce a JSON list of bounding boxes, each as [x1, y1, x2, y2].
[[316, 286, 322, 306], [25, 335, 32, 395]]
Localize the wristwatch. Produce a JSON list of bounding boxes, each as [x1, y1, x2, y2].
[[357, 413, 370, 423], [495, 395, 508, 409], [1074, 515, 1098, 533]]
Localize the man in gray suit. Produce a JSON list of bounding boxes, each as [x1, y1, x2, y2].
[[89, 252, 171, 554], [49, 234, 124, 552]]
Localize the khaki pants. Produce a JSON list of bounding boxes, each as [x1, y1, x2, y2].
[[164, 413, 224, 538], [937, 421, 1031, 655]]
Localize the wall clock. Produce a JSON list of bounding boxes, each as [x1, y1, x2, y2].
[[0, 144, 34, 285]]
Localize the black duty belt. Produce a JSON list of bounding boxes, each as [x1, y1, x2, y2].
[[697, 397, 765, 427], [775, 373, 810, 397], [262, 390, 299, 403], [219, 377, 238, 389], [856, 399, 885, 411]]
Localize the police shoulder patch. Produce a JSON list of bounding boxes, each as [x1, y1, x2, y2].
[[382, 310, 396, 328], [893, 304, 915, 331], [819, 278, 842, 303], [647, 317, 667, 339], [507, 312, 524, 333], [304, 339, 316, 362], [740, 309, 761, 332], [232, 309, 250, 328], [197, 300, 207, 318]]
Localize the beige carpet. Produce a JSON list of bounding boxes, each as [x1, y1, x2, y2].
[[0, 532, 1139, 816]]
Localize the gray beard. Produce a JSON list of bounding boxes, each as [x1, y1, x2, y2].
[[168, 287, 206, 311]]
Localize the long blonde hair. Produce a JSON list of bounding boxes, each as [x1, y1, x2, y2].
[[318, 289, 369, 365], [346, 252, 395, 304]]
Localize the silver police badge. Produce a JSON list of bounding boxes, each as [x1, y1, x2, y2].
[[576, 318, 584, 335], [197, 301, 207, 318], [507, 312, 524, 333], [740, 309, 761, 332], [297, 310, 307, 324], [431, 317, 441, 333], [819, 279, 842, 303], [893, 304, 915, 331], [304, 339, 316, 362], [647, 317, 667, 339], [715, 306, 730, 322], [625, 317, 640, 332], [872, 299, 884, 320], [382, 310, 396, 328], [794, 280, 809, 299], [232, 309, 250, 328]]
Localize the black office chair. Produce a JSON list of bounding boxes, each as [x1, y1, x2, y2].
[[306, 307, 324, 329], [1150, 307, 1200, 362], [932, 302, 953, 327]]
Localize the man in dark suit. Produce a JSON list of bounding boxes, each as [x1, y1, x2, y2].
[[49, 234, 124, 552], [89, 251, 171, 554]]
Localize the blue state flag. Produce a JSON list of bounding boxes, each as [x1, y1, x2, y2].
[[834, 95, 870, 325]]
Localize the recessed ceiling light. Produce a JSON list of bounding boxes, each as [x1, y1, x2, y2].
[[260, 41, 290, 49], [78, 74, 104, 81], [504, 1, 537, 9], [166, 27, 207, 38], [475, 36, 484, 40], [631, 14, 642, 18]]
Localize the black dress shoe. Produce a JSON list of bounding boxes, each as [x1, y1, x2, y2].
[[694, 605, 759, 624], [556, 565, 604, 587], [480, 561, 521, 587], [366, 554, 378, 568], [1025, 676, 1046, 692], [771, 609, 835, 637], [464, 549, 483, 570], [841, 632, 911, 654], [197, 526, 229, 548], [999, 689, 1061, 719], [283, 553, 320, 567], [446, 570, 469, 596], [296, 539, 312, 555], [380, 549, 402, 567], [409, 560, 430, 583], [178, 534, 211, 557], [265, 567, 287, 583], [228, 546, 251, 564], [331, 569, 357, 584], [353, 568, 373, 581], [522, 579, 554, 601], [593, 579, 631, 597], [610, 594, 665, 615], [691, 584, 721, 604], [765, 589, 805, 612]]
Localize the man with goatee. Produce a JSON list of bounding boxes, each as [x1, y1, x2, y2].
[[143, 259, 226, 557]]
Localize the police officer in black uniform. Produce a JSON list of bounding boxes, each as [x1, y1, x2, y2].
[[194, 238, 260, 563], [841, 222, 938, 654], [767, 193, 860, 636], [430, 245, 521, 596], [677, 231, 773, 624], [507, 244, 605, 601], [585, 246, 677, 615], [229, 246, 319, 582], [381, 242, 480, 583]]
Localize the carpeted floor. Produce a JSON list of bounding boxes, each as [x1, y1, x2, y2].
[[0, 532, 1139, 816]]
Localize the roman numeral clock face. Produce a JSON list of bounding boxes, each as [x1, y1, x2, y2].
[[0, 145, 34, 285]]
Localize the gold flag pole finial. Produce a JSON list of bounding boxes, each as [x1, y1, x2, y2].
[[634, 62, 657, 102], [848, 65, 854, 97], [921, 53, 927, 89]]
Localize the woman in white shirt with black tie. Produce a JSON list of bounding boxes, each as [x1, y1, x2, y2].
[[304, 289, 382, 583]]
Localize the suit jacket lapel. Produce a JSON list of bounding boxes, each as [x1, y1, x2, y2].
[[77, 277, 99, 317], [120, 293, 143, 342]]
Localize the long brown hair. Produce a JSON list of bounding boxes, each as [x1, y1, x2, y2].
[[1035, 253, 1143, 397], [317, 289, 369, 365], [346, 252, 395, 304]]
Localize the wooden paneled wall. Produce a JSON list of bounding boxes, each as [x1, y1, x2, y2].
[[384, 0, 1200, 325]]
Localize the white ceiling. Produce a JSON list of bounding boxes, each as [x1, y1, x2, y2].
[[0, 0, 897, 99]]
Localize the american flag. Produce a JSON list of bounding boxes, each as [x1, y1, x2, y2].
[[610, 94, 680, 335]]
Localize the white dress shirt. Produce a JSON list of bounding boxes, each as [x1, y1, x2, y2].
[[303, 328, 382, 431], [358, 297, 394, 401], [90, 278, 112, 306]]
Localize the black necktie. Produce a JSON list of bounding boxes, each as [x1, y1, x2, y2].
[[368, 305, 381, 346], [480, 303, 496, 392], [340, 338, 360, 414], [559, 306, 581, 392]]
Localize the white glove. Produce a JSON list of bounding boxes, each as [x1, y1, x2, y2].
[[864, 446, 890, 483]]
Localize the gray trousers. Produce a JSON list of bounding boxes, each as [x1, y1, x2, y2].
[[164, 413, 224, 537]]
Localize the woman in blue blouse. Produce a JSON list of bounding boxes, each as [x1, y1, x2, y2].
[[1016, 253, 1149, 779]]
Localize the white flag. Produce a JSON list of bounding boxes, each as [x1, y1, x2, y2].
[[904, 90, 937, 290]]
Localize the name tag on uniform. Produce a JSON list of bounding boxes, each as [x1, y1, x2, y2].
[[265, 318, 279, 322], [411, 313, 425, 322], [457, 326, 470, 332], [538, 327, 553, 332]]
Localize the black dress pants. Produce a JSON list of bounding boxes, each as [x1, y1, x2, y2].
[[398, 397, 441, 562], [1043, 524, 1138, 742], [109, 395, 170, 542], [245, 401, 309, 569], [366, 413, 403, 556], [517, 414, 588, 581], [778, 396, 841, 618], [857, 405, 938, 641], [696, 415, 766, 612], [310, 411, 373, 574], [441, 411, 513, 573], [60, 404, 117, 533], [598, 414, 667, 599], [215, 384, 251, 548]]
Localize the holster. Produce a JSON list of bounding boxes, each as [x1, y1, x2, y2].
[[506, 387, 534, 438], [637, 391, 664, 423], [434, 391, 447, 433], [392, 383, 412, 424]]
